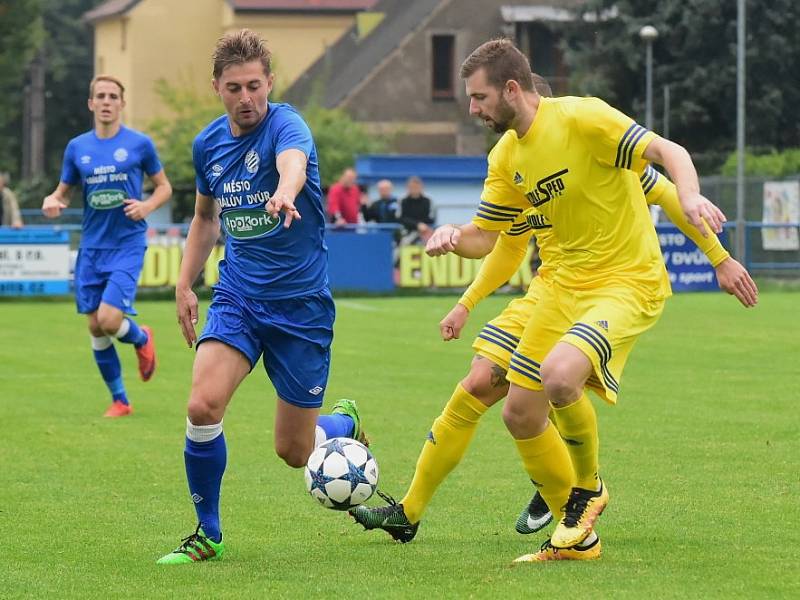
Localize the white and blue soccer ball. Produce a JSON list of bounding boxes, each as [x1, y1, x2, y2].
[[304, 437, 379, 511]]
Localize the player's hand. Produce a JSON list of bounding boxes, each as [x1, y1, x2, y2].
[[440, 303, 470, 341], [42, 194, 67, 218], [123, 198, 152, 221], [176, 285, 200, 347], [425, 224, 461, 256], [266, 191, 301, 228], [680, 192, 726, 237], [715, 257, 758, 307]]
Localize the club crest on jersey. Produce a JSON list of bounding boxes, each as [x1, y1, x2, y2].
[[245, 149, 260, 174], [222, 208, 280, 240], [113, 148, 128, 162], [525, 168, 569, 207]]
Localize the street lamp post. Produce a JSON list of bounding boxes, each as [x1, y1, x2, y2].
[[639, 25, 659, 131]]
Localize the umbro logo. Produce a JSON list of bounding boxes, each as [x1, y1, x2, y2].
[[514, 171, 524, 185], [595, 320, 609, 331], [191, 493, 204, 504], [308, 386, 324, 396]]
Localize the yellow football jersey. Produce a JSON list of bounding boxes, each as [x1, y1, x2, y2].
[[474, 96, 671, 299]]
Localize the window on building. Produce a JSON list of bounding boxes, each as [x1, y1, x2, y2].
[[431, 34, 455, 99], [517, 22, 568, 94]]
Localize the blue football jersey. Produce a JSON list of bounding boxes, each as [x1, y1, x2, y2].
[[60, 126, 163, 248], [193, 103, 327, 300]]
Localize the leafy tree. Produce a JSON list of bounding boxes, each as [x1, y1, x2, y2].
[[0, 0, 44, 177], [41, 0, 105, 174], [721, 148, 800, 178], [564, 0, 800, 170]]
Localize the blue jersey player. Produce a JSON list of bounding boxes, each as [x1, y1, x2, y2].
[[157, 30, 367, 565], [42, 75, 172, 418]]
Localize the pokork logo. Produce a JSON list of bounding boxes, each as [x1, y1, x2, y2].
[[245, 149, 260, 174], [113, 148, 128, 162], [87, 189, 125, 210], [222, 208, 280, 240]]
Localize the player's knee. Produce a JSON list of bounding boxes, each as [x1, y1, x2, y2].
[[275, 440, 311, 468], [97, 312, 122, 335], [541, 363, 581, 407], [187, 395, 224, 425], [462, 358, 508, 405]]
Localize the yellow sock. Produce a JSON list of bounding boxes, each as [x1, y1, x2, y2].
[[401, 384, 488, 523], [514, 422, 575, 519], [551, 393, 600, 489]]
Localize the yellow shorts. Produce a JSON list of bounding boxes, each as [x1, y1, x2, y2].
[[507, 282, 665, 404], [471, 277, 550, 371]]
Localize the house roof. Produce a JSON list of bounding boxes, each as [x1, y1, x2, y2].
[[284, 0, 446, 109], [229, 0, 377, 11], [85, 0, 377, 23], [83, 0, 141, 23]]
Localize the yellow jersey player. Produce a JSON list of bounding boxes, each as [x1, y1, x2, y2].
[[349, 72, 757, 552], [423, 39, 757, 563]]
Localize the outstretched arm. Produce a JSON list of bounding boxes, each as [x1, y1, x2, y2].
[[265, 148, 307, 228], [425, 223, 499, 259]]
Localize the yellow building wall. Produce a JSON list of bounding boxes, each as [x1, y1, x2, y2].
[[92, 0, 357, 131], [226, 13, 353, 95]]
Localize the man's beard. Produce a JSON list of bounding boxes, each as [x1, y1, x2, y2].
[[489, 97, 516, 133]]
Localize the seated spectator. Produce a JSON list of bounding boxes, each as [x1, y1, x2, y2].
[[0, 173, 24, 228], [327, 167, 362, 226], [399, 176, 434, 243], [362, 179, 399, 224]]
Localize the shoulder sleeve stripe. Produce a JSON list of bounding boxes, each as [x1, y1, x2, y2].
[[478, 205, 524, 219], [614, 123, 638, 168], [623, 126, 649, 169], [478, 200, 523, 214], [475, 212, 518, 222], [507, 225, 533, 236]]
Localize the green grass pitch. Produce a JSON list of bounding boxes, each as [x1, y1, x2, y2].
[[2, 292, 798, 598]]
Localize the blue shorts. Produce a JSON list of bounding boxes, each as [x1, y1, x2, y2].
[[74, 247, 146, 315], [198, 287, 335, 408]]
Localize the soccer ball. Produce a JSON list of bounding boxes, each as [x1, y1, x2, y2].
[[304, 437, 379, 510]]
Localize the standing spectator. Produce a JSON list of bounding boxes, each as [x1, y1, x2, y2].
[[0, 173, 24, 228], [327, 167, 362, 225], [363, 179, 398, 224], [399, 176, 434, 243]]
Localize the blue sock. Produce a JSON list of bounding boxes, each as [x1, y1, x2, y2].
[[184, 433, 226, 543], [117, 318, 148, 348], [93, 343, 128, 405], [317, 414, 355, 439]]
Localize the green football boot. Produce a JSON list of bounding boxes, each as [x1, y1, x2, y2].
[[156, 525, 225, 565], [349, 491, 419, 543], [332, 398, 370, 446], [515, 490, 553, 534]]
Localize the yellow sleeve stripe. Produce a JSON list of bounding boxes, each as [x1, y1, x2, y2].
[[640, 165, 660, 194], [615, 123, 649, 169]]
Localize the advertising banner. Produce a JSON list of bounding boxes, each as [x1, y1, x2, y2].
[[0, 230, 70, 295]]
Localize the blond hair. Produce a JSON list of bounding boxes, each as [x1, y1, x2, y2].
[[89, 75, 125, 99]]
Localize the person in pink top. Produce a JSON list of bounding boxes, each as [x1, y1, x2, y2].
[[327, 167, 363, 225]]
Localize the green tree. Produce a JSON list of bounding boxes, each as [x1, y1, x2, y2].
[[0, 0, 44, 177], [300, 103, 386, 187], [564, 0, 800, 168], [148, 79, 223, 220], [41, 0, 105, 174]]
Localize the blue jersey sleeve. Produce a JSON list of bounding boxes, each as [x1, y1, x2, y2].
[[274, 110, 313, 158], [192, 135, 211, 196], [141, 136, 163, 177], [60, 140, 80, 185]]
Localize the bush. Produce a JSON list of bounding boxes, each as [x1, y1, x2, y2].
[[721, 148, 800, 177]]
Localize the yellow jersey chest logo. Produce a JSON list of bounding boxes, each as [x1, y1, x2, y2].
[[518, 168, 569, 207]]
